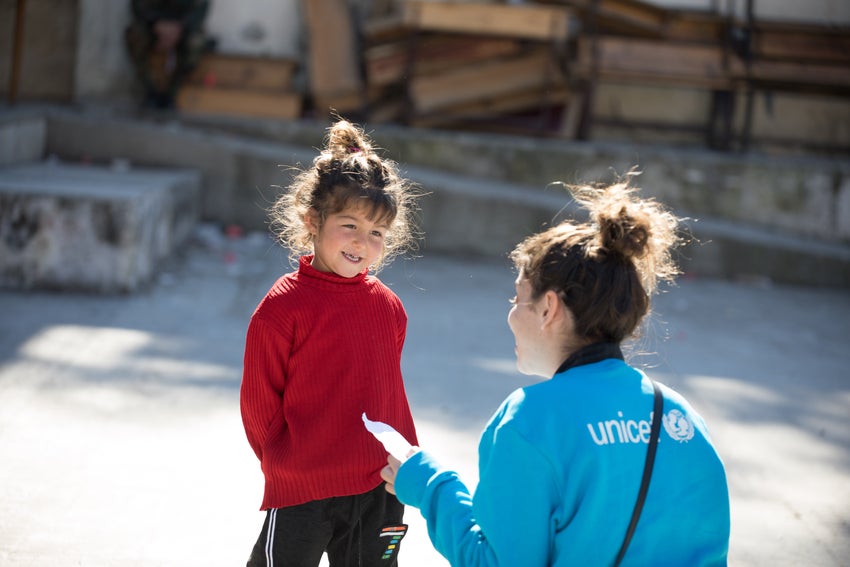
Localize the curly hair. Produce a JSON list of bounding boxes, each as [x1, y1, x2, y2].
[[510, 173, 681, 343], [270, 119, 421, 272]]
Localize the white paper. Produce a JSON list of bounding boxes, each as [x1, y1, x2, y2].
[[362, 413, 413, 461]]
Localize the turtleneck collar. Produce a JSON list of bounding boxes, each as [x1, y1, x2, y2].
[[297, 255, 369, 287], [555, 342, 624, 375]]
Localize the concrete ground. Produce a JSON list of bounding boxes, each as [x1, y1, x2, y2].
[[0, 228, 848, 566]]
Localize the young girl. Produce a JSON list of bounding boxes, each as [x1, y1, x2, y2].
[[241, 119, 421, 567], [382, 176, 730, 566]]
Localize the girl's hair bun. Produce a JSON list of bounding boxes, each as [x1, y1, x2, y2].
[[326, 119, 372, 160]]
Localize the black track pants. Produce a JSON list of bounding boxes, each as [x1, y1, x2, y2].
[[246, 483, 407, 567]]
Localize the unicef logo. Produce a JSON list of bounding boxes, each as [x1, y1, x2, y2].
[[662, 409, 694, 442]]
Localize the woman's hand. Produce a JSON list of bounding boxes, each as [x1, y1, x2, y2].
[[381, 455, 403, 495], [381, 447, 419, 495]]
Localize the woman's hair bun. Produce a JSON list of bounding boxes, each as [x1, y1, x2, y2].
[[570, 173, 680, 295], [596, 200, 651, 261]]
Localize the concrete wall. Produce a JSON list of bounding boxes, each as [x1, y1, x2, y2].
[[164, 112, 850, 247], [75, 0, 136, 102], [205, 0, 301, 58], [0, 111, 46, 166], [1, 107, 848, 286], [342, 125, 850, 245], [41, 111, 315, 230]]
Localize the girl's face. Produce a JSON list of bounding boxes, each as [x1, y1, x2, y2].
[[507, 275, 549, 377], [307, 203, 389, 278]]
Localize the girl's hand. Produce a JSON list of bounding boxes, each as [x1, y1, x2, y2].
[[381, 448, 419, 495]]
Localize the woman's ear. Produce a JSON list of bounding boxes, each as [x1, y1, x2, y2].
[[542, 290, 580, 342], [540, 289, 566, 331]]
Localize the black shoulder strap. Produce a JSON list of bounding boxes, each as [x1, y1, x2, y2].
[[613, 380, 663, 567]]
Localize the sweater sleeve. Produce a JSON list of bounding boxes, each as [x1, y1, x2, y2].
[[240, 315, 289, 462], [395, 427, 558, 567]]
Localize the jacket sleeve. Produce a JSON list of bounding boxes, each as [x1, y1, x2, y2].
[[240, 315, 289, 462], [395, 426, 558, 567]]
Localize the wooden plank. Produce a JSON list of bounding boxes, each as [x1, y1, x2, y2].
[[410, 49, 562, 113], [367, 96, 407, 124], [365, 36, 522, 87], [361, 13, 411, 44], [575, 36, 740, 89], [176, 86, 302, 119], [750, 26, 850, 65], [742, 60, 850, 92], [663, 11, 727, 43], [188, 54, 298, 91], [559, 90, 585, 139], [304, 0, 363, 98], [402, 1, 571, 41], [414, 85, 571, 122], [595, 0, 668, 35], [314, 83, 391, 119], [312, 90, 368, 116], [364, 42, 413, 87], [7, 0, 78, 102], [565, 0, 669, 37]]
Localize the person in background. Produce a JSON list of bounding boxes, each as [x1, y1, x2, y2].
[[241, 118, 422, 567], [125, 0, 209, 109], [381, 175, 730, 566]]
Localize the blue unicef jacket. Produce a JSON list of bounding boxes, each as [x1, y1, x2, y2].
[[395, 346, 730, 566]]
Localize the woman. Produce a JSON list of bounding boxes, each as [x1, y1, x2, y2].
[[381, 178, 730, 566]]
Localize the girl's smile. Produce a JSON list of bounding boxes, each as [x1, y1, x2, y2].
[[306, 204, 389, 278]]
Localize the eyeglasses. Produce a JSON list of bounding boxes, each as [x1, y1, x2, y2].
[[509, 289, 567, 307]]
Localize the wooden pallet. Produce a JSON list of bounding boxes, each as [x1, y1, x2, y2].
[[402, 0, 572, 41], [188, 54, 297, 91], [177, 85, 302, 120]]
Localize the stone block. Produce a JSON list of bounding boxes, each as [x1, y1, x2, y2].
[[0, 162, 201, 292], [0, 116, 46, 167], [837, 175, 850, 241]]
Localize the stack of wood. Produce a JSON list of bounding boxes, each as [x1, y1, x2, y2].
[[303, 0, 369, 117], [177, 53, 302, 120], [533, 0, 850, 152], [359, 1, 574, 134], [569, 0, 736, 88], [173, 0, 848, 151], [558, 0, 738, 144], [735, 20, 850, 95]]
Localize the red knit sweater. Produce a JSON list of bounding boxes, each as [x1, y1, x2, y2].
[[240, 255, 419, 510]]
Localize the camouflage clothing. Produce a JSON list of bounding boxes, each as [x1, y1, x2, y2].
[[125, 0, 210, 107]]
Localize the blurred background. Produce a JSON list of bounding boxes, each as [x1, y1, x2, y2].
[[2, 0, 849, 152], [2, 0, 849, 292], [1, 2, 849, 565]]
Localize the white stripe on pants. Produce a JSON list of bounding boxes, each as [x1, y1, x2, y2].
[[265, 508, 277, 566]]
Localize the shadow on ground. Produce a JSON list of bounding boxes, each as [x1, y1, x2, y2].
[[0, 233, 848, 566]]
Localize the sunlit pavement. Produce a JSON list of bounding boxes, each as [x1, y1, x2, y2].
[[0, 230, 848, 566]]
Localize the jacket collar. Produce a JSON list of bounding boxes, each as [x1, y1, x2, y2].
[[555, 342, 624, 375]]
